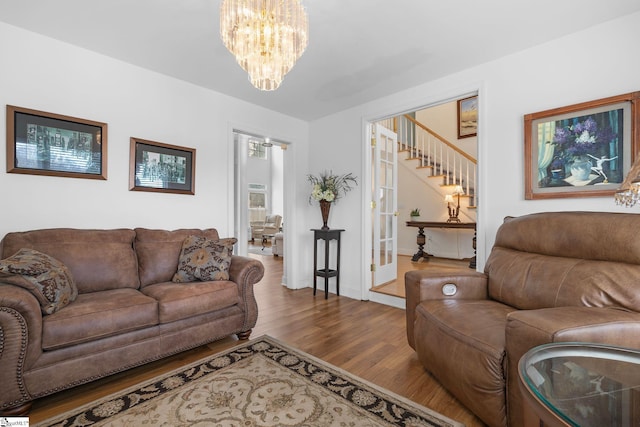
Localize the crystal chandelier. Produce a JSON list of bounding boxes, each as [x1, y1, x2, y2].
[[220, 0, 308, 91]]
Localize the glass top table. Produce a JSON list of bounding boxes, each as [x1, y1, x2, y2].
[[518, 342, 640, 427]]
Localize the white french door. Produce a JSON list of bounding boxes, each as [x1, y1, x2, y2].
[[372, 123, 398, 286]]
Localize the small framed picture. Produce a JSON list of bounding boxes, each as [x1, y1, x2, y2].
[[129, 137, 195, 195], [457, 96, 478, 139], [524, 92, 640, 200], [6, 105, 107, 179]]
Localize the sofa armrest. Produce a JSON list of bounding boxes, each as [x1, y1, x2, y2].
[[0, 283, 45, 411], [405, 268, 488, 349], [228, 255, 265, 332], [505, 306, 640, 427]]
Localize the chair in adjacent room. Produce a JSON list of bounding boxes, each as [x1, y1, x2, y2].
[[250, 214, 282, 243]]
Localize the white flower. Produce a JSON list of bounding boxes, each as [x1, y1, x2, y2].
[[576, 130, 596, 144], [323, 190, 335, 202], [311, 184, 324, 201], [307, 171, 357, 205]]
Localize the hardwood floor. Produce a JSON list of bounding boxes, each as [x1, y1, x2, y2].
[[27, 247, 485, 426], [372, 254, 471, 298]]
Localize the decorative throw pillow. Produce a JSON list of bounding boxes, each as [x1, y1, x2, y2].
[[0, 248, 78, 315], [172, 236, 237, 282]]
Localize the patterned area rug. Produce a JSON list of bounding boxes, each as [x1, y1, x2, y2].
[[34, 336, 464, 427]]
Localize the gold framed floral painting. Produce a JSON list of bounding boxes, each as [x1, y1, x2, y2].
[[524, 92, 640, 199]]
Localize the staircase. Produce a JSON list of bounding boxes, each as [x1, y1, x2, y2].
[[379, 115, 477, 218]]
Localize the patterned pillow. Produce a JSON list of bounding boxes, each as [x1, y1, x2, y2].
[[0, 248, 78, 315], [172, 236, 237, 282]]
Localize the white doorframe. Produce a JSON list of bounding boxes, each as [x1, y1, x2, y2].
[[227, 123, 295, 288], [360, 83, 486, 307]]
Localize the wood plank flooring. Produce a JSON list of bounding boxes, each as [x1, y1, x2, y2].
[[372, 254, 471, 298], [27, 246, 485, 426]]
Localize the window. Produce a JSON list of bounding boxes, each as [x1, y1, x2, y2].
[[249, 183, 267, 222], [248, 139, 267, 159]]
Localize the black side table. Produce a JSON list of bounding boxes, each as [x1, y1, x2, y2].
[[311, 228, 344, 299]]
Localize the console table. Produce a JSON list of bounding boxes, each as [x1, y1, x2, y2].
[[518, 342, 640, 427], [406, 221, 476, 268], [311, 228, 344, 299]]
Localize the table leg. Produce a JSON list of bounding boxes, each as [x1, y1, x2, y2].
[[469, 231, 477, 269], [313, 236, 318, 296], [336, 235, 341, 296], [411, 226, 432, 261], [324, 236, 330, 299]]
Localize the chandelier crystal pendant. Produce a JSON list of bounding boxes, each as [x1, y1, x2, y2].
[[220, 0, 309, 91]]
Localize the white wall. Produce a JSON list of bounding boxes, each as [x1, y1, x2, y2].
[[416, 101, 478, 158], [308, 11, 640, 300], [0, 22, 308, 285]]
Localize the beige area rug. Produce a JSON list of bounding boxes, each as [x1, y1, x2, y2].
[[35, 336, 464, 427]]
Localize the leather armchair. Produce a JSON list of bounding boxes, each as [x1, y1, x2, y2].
[[250, 214, 282, 241], [406, 211, 640, 427]]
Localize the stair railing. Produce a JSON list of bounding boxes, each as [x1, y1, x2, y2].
[[395, 114, 477, 200]]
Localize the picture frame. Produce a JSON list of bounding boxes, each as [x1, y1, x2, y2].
[[457, 95, 478, 139], [524, 92, 640, 200], [129, 137, 195, 195], [6, 105, 107, 179]]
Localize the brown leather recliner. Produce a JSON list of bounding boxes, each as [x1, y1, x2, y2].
[[405, 211, 640, 427]]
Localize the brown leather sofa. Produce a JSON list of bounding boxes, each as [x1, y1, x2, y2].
[[405, 211, 640, 427], [0, 227, 264, 415]]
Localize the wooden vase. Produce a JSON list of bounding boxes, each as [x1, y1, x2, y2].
[[320, 200, 331, 230]]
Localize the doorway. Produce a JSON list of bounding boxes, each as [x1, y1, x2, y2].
[[233, 130, 287, 284], [366, 94, 479, 304]]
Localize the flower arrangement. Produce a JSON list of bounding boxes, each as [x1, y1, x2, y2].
[[307, 171, 357, 204], [552, 116, 614, 158]]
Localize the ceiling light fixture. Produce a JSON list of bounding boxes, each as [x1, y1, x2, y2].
[[220, 0, 309, 91]]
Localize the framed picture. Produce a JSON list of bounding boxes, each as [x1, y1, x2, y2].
[[6, 105, 107, 179], [524, 92, 640, 200], [457, 96, 478, 139], [129, 137, 195, 195]]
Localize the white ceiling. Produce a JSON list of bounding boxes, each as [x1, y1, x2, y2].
[[1, 1, 639, 121]]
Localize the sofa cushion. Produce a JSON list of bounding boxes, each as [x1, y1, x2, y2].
[[0, 248, 78, 315], [134, 228, 220, 287], [172, 236, 237, 282], [0, 228, 139, 293], [42, 288, 158, 350], [141, 280, 240, 324], [493, 212, 640, 264], [486, 247, 640, 311], [414, 299, 517, 427]]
